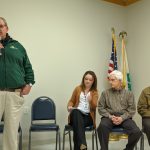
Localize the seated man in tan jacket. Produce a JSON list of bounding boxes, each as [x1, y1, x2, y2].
[[137, 86, 150, 146]]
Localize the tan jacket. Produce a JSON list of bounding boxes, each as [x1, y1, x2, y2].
[[137, 86, 150, 117], [98, 88, 136, 121], [67, 85, 98, 128]]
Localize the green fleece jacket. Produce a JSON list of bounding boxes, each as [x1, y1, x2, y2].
[[0, 34, 35, 88], [137, 87, 150, 117]]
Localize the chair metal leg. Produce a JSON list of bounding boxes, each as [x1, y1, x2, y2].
[[62, 129, 66, 150], [95, 129, 98, 150], [58, 130, 61, 150], [56, 131, 58, 150], [92, 130, 94, 150], [69, 131, 72, 150], [63, 128, 72, 150], [56, 129, 61, 150]]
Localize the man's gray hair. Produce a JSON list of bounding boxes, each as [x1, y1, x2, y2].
[[109, 70, 123, 81], [0, 17, 8, 27]]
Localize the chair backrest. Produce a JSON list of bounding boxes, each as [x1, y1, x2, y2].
[[31, 96, 56, 123]]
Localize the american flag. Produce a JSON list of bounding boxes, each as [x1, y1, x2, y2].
[[108, 32, 118, 78]]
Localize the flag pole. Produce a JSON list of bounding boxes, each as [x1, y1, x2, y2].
[[107, 27, 118, 79], [119, 31, 127, 88], [119, 31, 132, 91], [111, 27, 116, 50], [111, 27, 115, 34]]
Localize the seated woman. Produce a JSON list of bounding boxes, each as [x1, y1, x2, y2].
[[67, 70, 98, 150]]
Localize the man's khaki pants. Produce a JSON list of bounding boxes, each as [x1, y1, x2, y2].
[[0, 91, 24, 150]]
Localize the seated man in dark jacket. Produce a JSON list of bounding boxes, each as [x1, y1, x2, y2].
[[97, 70, 141, 150], [137, 86, 150, 146]]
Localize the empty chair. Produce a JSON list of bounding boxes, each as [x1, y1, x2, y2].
[[28, 96, 61, 150]]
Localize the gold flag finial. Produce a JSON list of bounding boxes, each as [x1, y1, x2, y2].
[[119, 31, 127, 38], [111, 27, 115, 34]]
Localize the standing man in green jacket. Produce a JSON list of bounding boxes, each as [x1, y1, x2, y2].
[[137, 86, 150, 146], [0, 17, 35, 150]]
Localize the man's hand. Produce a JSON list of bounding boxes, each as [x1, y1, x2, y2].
[[0, 43, 4, 49], [21, 84, 32, 95], [112, 116, 123, 125]]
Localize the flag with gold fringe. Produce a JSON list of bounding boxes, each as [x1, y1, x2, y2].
[[120, 33, 132, 91], [108, 28, 118, 78]]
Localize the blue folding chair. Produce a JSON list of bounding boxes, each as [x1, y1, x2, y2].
[[28, 96, 61, 150], [0, 119, 22, 150], [110, 126, 138, 150], [62, 124, 98, 150]]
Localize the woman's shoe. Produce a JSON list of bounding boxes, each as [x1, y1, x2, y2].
[[80, 144, 87, 150]]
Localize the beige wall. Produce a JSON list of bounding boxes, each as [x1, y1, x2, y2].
[[1, 0, 149, 141], [126, 0, 150, 126], [126, 0, 150, 95]]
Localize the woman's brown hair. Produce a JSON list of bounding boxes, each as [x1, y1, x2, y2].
[[80, 70, 97, 91]]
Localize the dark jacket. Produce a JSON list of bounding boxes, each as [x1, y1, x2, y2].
[[0, 34, 35, 88], [137, 87, 150, 117]]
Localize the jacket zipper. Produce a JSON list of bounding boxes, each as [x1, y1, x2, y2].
[[4, 48, 7, 88]]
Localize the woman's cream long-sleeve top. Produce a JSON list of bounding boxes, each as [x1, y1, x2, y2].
[[67, 85, 99, 128]]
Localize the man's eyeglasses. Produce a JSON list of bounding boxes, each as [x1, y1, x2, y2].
[[0, 25, 6, 28], [109, 78, 118, 82]]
